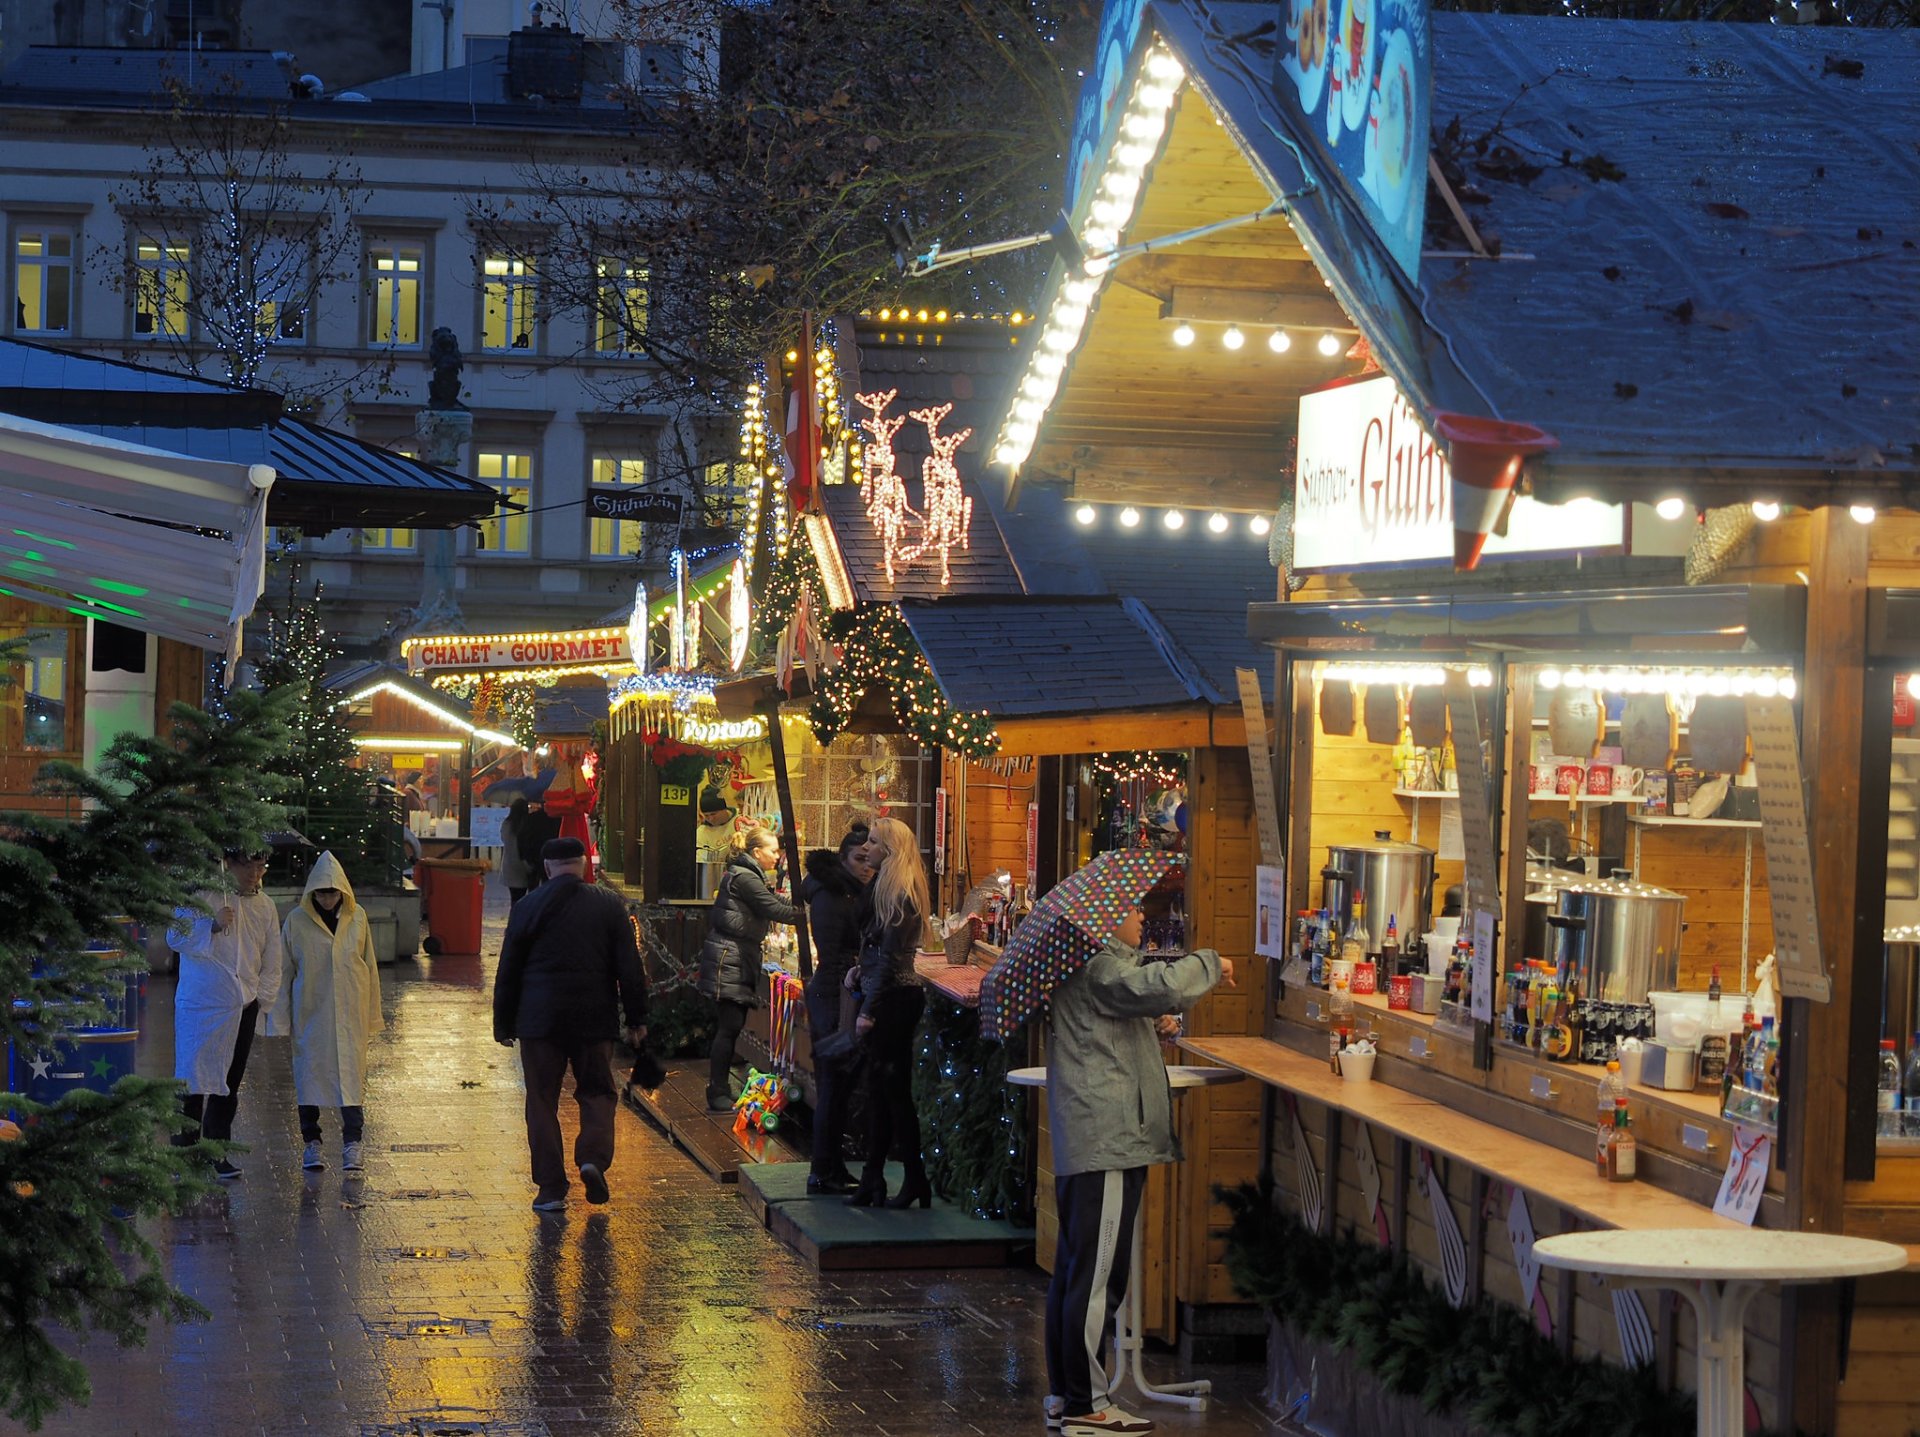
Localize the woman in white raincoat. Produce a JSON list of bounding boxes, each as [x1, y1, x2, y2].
[[265, 852, 384, 1174], [169, 847, 284, 1179]]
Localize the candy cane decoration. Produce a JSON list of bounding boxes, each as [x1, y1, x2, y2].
[[1420, 1149, 1469, 1307], [1611, 1284, 1656, 1367], [1505, 1186, 1554, 1337]]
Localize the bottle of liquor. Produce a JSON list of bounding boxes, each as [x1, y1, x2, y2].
[[1312, 909, 1332, 987], [1381, 913, 1401, 975], [1606, 1100, 1637, 1182], [1340, 895, 1368, 968], [1597, 1060, 1626, 1176]]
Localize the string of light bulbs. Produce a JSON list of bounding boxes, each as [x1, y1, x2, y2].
[[1071, 501, 1270, 538], [1169, 321, 1346, 358]]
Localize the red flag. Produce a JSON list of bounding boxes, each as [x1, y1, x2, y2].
[[781, 314, 818, 512]]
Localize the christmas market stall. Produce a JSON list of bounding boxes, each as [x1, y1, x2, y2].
[[982, 0, 1920, 1431]]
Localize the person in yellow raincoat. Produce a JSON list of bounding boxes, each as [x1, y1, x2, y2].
[[266, 852, 385, 1174]]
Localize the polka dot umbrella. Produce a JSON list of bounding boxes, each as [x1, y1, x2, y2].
[[978, 849, 1180, 1042]]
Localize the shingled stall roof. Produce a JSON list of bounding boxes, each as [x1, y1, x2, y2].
[[1149, 1, 1920, 509], [0, 338, 499, 531], [899, 595, 1213, 719]]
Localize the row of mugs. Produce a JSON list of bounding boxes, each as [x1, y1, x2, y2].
[[1532, 762, 1645, 797]]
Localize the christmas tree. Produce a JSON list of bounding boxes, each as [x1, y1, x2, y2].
[[252, 584, 387, 886], [0, 647, 295, 1430]]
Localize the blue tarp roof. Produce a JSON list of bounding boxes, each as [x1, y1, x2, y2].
[[1152, 2, 1920, 506]]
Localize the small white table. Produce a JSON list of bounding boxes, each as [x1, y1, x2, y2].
[[1010, 1063, 1245, 1413], [1532, 1228, 1908, 1437]]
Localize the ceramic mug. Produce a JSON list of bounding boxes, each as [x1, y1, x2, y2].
[[1532, 763, 1556, 795], [1554, 764, 1583, 796], [1586, 763, 1615, 796], [1387, 973, 1413, 1011], [1351, 960, 1378, 996]]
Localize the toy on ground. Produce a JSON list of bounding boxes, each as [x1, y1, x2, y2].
[[733, 1067, 801, 1134]]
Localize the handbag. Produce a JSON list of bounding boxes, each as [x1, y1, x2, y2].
[[812, 980, 867, 1068]]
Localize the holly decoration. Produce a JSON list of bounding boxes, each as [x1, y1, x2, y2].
[[809, 606, 999, 758], [640, 730, 742, 790]]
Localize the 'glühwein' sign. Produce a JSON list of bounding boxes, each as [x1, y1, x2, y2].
[[407, 630, 633, 675], [1294, 375, 1622, 571], [587, 487, 683, 525]]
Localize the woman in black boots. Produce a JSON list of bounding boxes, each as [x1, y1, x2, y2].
[[800, 823, 872, 1194], [697, 826, 799, 1112], [846, 816, 932, 1209]]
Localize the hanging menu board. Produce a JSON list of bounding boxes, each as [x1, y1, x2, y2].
[[1238, 667, 1285, 865], [1745, 695, 1831, 1003], [1445, 669, 1501, 1022]]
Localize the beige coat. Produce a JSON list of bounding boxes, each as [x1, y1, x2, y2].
[[265, 853, 384, 1106]]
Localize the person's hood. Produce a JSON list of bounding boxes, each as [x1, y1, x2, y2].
[[300, 851, 357, 919], [803, 848, 862, 898]]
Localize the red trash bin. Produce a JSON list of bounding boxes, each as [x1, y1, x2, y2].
[[420, 857, 489, 955]]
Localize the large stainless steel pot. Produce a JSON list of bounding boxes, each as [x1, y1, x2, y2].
[[1321, 832, 1436, 951], [1547, 875, 1685, 1005], [1522, 864, 1586, 962]]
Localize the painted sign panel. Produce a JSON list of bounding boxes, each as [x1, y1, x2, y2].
[[406, 629, 631, 675], [1276, 0, 1431, 282], [1294, 376, 1623, 570], [1066, 0, 1150, 215], [587, 487, 683, 525]]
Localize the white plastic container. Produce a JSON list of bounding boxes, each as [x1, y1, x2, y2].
[[1650, 988, 1775, 1050], [1339, 1049, 1376, 1084], [1424, 933, 1453, 976]]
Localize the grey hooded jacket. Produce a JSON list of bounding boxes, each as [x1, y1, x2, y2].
[[1045, 939, 1223, 1178]]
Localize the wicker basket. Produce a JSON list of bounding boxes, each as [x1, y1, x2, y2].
[[944, 915, 981, 966]]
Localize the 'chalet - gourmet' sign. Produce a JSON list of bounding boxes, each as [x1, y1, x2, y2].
[[1293, 374, 1622, 571], [405, 628, 633, 676]]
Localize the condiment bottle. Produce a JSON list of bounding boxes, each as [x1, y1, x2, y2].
[[1381, 913, 1401, 974], [1330, 976, 1355, 1029], [1606, 1099, 1637, 1182], [1597, 1060, 1626, 1176]]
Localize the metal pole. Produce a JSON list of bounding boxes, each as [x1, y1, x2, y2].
[[761, 700, 812, 980]]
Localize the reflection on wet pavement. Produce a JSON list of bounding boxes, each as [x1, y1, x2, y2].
[[39, 884, 1291, 1437]]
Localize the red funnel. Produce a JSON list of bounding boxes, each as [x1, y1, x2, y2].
[[1432, 412, 1559, 571]]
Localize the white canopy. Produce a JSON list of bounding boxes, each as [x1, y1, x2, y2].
[[0, 411, 272, 658]]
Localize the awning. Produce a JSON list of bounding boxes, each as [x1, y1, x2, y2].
[[0, 411, 270, 656]]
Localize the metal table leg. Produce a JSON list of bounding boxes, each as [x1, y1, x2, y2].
[[1112, 1203, 1210, 1410]]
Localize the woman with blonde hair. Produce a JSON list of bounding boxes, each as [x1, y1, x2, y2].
[[847, 816, 932, 1208]]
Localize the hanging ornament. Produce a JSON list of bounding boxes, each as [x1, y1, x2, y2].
[[1685, 504, 1757, 585]]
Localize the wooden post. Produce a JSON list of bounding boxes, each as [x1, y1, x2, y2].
[[759, 700, 811, 979], [1785, 508, 1873, 1435]]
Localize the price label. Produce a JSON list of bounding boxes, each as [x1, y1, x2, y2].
[[1712, 1123, 1773, 1226]]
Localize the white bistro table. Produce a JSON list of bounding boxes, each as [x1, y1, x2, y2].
[[1532, 1228, 1908, 1437], [1010, 1063, 1244, 1412]]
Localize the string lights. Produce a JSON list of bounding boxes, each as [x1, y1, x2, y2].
[[1537, 665, 1798, 700], [1093, 750, 1186, 789], [856, 387, 915, 583], [990, 41, 1186, 470], [1321, 662, 1496, 688], [899, 402, 974, 585], [336, 679, 520, 748], [809, 605, 1000, 758]]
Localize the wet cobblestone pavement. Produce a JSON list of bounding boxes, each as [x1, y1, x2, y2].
[[38, 885, 1294, 1437]]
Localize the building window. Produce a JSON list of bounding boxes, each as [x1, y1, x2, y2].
[[589, 455, 648, 558], [368, 242, 424, 347], [20, 629, 70, 752], [14, 228, 75, 334], [703, 459, 758, 529], [475, 450, 533, 554], [362, 445, 418, 550], [594, 257, 648, 353], [132, 237, 190, 338], [481, 253, 536, 352], [253, 235, 309, 345]]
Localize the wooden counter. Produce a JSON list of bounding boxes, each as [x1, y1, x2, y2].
[[1183, 1034, 1745, 1233]]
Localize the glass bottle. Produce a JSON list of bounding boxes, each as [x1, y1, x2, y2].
[[1606, 1100, 1637, 1182], [1340, 894, 1368, 968], [1597, 1060, 1626, 1176]]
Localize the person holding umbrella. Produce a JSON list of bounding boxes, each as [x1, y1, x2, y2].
[[978, 851, 1231, 1436]]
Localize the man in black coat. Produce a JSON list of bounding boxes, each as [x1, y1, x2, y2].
[[494, 837, 648, 1212]]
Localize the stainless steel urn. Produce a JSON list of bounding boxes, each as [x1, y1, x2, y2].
[[1320, 832, 1437, 951], [1546, 875, 1685, 1005]]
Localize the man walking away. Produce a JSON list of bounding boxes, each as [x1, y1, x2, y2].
[[494, 837, 648, 1212]]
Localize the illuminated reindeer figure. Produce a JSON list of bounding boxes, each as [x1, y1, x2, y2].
[[903, 402, 974, 586], [854, 388, 917, 584]]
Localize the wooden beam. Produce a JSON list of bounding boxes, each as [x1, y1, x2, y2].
[[1166, 284, 1354, 334], [988, 709, 1217, 756], [1118, 253, 1325, 295], [1786, 507, 1873, 1436], [1029, 440, 1285, 512]]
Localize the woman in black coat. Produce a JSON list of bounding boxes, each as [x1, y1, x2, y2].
[[799, 825, 872, 1193], [697, 826, 799, 1111], [846, 815, 931, 1209]]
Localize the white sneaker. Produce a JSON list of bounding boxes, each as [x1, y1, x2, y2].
[[301, 1140, 325, 1171], [1061, 1407, 1154, 1435], [1044, 1394, 1067, 1427], [342, 1141, 365, 1172]]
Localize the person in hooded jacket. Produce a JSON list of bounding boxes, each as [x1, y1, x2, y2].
[[265, 851, 385, 1174], [697, 826, 799, 1112], [1039, 902, 1231, 1436], [799, 823, 871, 1193]]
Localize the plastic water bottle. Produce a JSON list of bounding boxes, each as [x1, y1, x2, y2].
[[1878, 1040, 1902, 1137], [1902, 1034, 1920, 1137]]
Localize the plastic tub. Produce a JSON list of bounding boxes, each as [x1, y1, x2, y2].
[[1339, 1049, 1376, 1084], [1650, 989, 1775, 1050], [1424, 934, 1453, 976]]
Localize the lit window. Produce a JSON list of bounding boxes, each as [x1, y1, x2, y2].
[[253, 236, 309, 345], [481, 253, 536, 352], [703, 459, 756, 529], [475, 450, 533, 554], [14, 228, 75, 334], [368, 243, 424, 346], [362, 445, 419, 550], [16, 629, 71, 752], [589, 455, 648, 557], [132, 237, 190, 339], [594, 257, 648, 353]]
